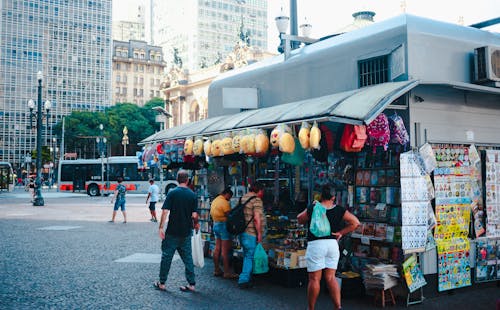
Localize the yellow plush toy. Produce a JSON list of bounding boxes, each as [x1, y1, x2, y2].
[[232, 134, 241, 153], [211, 139, 222, 157], [255, 130, 269, 155], [279, 132, 295, 153], [193, 137, 203, 156], [310, 121, 321, 150], [221, 137, 234, 155], [184, 138, 194, 155], [298, 122, 311, 149]]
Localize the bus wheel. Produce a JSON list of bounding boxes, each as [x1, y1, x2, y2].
[[165, 184, 177, 196], [87, 184, 100, 196]]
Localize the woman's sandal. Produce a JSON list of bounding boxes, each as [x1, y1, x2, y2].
[[153, 281, 166, 291], [213, 271, 223, 277], [179, 284, 195, 292], [223, 273, 239, 279]]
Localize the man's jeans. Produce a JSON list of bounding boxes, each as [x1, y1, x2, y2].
[[159, 234, 195, 285], [238, 232, 257, 284]]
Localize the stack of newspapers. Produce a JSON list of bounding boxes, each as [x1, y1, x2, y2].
[[363, 263, 399, 290]]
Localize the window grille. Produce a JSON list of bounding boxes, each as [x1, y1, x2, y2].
[[358, 55, 389, 87]]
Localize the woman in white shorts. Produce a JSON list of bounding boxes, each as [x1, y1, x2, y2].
[[298, 185, 360, 310]]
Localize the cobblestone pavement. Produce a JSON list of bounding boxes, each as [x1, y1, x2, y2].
[[0, 189, 499, 309]]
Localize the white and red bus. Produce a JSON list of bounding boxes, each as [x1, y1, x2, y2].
[[57, 156, 177, 196]]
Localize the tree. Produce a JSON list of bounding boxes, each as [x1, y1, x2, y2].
[[52, 101, 163, 159]]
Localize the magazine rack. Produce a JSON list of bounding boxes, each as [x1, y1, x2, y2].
[[406, 287, 424, 307]]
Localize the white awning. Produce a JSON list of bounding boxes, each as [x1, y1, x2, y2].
[[140, 80, 419, 144]]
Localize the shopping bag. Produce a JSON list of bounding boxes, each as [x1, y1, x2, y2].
[[191, 230, 204, 268], [252, 243, 269, 274], [310, 201, 331, 237]]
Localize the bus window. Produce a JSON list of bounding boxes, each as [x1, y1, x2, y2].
[[60, 164, 75, 181]]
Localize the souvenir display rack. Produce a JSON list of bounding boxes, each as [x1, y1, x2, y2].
[[350, 147, 404, 268]]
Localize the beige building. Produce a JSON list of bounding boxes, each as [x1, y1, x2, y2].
[[112, 40, 166, 106], [160, 41, 275, 129]]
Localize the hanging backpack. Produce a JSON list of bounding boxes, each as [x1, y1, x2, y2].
[[366, 113, 390, 153], [389, 113, 410, 145], [226, 196, 257, 235], [340, 124, 367, 152], [309, 201, 331, 238]]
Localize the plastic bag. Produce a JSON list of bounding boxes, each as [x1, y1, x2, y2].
[[191, 230, 204, 268], [310, 201, 331, 238], [253, 243, 269, 274]]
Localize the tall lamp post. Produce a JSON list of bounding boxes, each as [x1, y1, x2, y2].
[[28, 71, 51, 206], [96, 124, 107, 196], [122, 126, 129, 156]]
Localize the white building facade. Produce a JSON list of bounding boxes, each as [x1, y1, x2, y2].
[[151, 0, 268, 71]]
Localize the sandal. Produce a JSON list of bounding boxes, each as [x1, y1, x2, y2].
[[213, 271, 223, 277], [153, 281, 166, 291], [223, 273, 239, 279], [179, 285, 195, 293]]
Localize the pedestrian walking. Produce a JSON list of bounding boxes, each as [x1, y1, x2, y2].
[[154, 169, 199, 292], [210, 187, 238, 279], [27, 178, 35, 201], [146, 179, 160, 222], [109, 177, 127, 223], [237, 181, 265, 289], [297, 184, 360, 310]]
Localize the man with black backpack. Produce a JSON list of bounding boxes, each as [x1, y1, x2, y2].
[[235, 181, 265, 289]]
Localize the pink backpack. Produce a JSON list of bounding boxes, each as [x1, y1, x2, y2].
[[366, 113, 390, 152], [389, 113, 409, 145]]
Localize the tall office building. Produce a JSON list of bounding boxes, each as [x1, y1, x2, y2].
[[151, 0, 268, 71], [112, 5, 145, 41], [0, 0, 112, 169]]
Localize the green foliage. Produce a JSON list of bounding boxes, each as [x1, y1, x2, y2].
[[52, 98, 164, 158]]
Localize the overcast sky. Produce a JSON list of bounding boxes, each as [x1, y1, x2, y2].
[[114, 0, 500, 52]]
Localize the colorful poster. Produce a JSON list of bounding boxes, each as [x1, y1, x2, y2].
[[432, 144, 474, 291], [485, 150, 500, 237]]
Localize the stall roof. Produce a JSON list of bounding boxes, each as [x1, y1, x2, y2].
[[140, 80, 419, 144]]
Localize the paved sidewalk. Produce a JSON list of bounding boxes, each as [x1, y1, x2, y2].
[[0, 192, 499, 309]]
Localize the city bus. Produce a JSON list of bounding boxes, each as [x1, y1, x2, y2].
[[57, 156, 178, 196], [0, 162, 15, 192]]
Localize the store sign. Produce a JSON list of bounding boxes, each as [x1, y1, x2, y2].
[[222, 88, 258, 109]]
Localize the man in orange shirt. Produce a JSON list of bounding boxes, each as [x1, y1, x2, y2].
[[210, 187, 238, 279]]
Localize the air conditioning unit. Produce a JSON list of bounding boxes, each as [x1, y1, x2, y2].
[[473, 46, 500, 85]]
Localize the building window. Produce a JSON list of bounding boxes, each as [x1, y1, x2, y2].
[[133, 88, 138, 96], [139, 77, 143, 85], [115, 63, 121, 70], [134, 52, 139, 58], [139, 89, 144, 97], [150, 78, 154, 86], [116, 75, 120, 82], [134, 76, 138, 85], [115, 87, 120, 94], [122, 87, 127, 95], [358, 55, 389, 87], [123, 75, 127, 83]]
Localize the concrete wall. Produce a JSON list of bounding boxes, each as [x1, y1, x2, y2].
[[410, 85, 500, 146]]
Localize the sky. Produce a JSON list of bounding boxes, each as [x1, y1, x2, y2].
[[113, 0, 500, 52]]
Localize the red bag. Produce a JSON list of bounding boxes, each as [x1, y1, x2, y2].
[[340, 124, 367, 152]]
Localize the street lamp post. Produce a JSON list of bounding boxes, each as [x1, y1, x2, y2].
[[28, 71, 51, 206], [122, 126, 129, 156], [96, 124, 107, 196]]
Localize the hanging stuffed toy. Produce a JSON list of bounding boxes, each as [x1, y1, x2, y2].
[[184, 137, 194, 155], [211, 138, 222, 157], [309, 121, 321, 150], [269, 125, 283, 148], [241, 130, 256, 154], [193, 137, 203, 156], [232, 132, 242, 154], [221, 135, 234, 156], [255, 129, 269, 155], [298, 122, 311, 149], [279, 128, 295, 154]]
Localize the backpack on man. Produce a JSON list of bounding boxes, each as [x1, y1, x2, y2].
[[226, 196, 257, 235]]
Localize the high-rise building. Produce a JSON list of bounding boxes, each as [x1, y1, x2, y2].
[[112, 40, 165, 106], [151, 0, 268, 71], [112, 5, 145, 41], [0, 0, 112, 169]]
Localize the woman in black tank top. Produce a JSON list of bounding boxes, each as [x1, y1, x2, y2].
[[297, 185, 360, 310]]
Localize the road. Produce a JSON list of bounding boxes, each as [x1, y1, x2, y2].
[[0, 188, 498, 309]]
